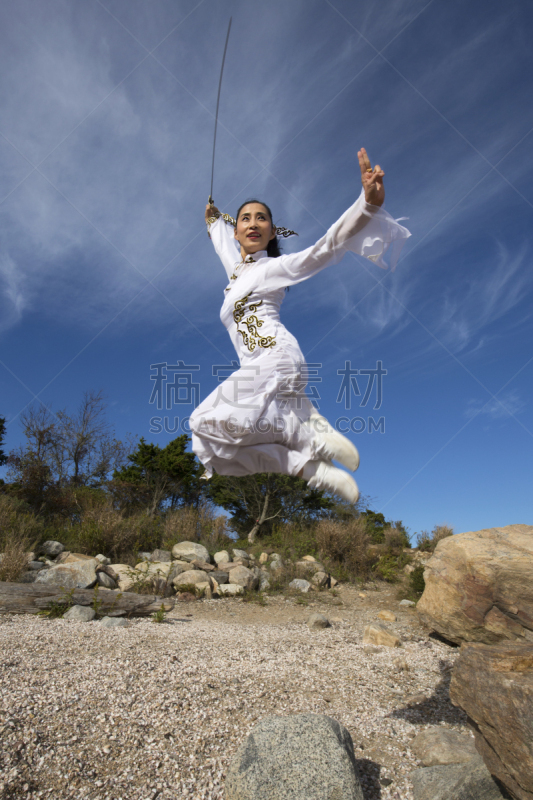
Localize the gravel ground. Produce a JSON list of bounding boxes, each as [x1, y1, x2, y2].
[[0, 588, 469, 800]]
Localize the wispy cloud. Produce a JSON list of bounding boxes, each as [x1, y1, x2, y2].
[[465, 389, 525, 421]]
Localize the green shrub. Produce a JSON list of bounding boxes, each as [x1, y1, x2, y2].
[[410, 565, 426, 595], [416, 524, 453, 552]]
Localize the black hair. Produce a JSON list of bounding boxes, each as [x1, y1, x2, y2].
[[235, 198, 281, 258]]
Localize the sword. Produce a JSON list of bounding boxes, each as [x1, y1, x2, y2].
[[208, 17, 232, 206]]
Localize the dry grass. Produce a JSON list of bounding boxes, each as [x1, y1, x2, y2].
[[161, 505, 232, 553], [315, 517, 371, 580]]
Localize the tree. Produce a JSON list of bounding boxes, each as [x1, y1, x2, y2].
[[0, 416, 7, 467], [7, 392, 132, 513], [206, 472, 334, 542], [112, 435, 202, 516]]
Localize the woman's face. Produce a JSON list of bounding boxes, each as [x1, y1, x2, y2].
[[234, 203, 277, 256]]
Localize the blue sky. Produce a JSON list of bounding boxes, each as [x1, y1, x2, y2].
[[1, 0, 532, 540]]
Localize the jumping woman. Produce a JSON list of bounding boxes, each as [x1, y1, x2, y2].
[[190, 148, 410, 504]]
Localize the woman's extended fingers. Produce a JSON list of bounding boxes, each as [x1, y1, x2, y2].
[[358, 147, 372, 177]]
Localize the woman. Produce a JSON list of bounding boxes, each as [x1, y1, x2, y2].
[[189, 148, 410, 503]]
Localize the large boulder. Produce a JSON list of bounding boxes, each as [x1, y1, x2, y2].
[[171, 541, 210, 563], [173, 570, 210, 589], [417, 524, 533, 645], [411, 755, 508, 800], [37, 540, 65, 557], [450, 641, 533, 800], [411, 728, 477, 766], [225, 713, 363, 800], [228, 565, 258, 591], [108, 564, 135, 591], [34, 559, 99, 589]]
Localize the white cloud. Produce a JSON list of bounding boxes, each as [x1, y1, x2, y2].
[[465, 389, 525, 421]]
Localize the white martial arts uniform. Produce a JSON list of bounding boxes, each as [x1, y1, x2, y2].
[[190, 189, 410, 479]]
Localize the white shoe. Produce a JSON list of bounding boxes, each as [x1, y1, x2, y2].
[[305, 413, 360, 472], [303, 460, 359, 504]]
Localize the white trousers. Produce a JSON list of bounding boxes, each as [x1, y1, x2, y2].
[[190, 351, 321, 478]]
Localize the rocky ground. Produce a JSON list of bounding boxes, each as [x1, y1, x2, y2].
[[0, 583, 471, 800]]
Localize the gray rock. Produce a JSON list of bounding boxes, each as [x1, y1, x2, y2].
[[28, 561, 46, 571], [400, 599, 416, 607], [259, 576, 270, 592], [412, 728, 478, 767], [38, 540, 65, 557], [289, 578, 311, 593], [173, 570, 210, 589], [168, 561, 193, 582], [96, 571, 117, 589], [225, 713, 363, 800], [100, 616, 130, 629], [137, 551, 152, 561], [214, 550, 230, 566], [95, 554, 110, 565], [229, 565, 258, 591], [312, 571, 329, 588], [171, 541, 210, 563], [411, 755, 508, 800], [34, 559, 99, 589], [218, 584, 244, 597], [18, 571, 38, 583], [232, 548, 251, 563], [151, 548, 172, 562], [307, 613, 331, 630], [63, 605, 96, 622], [211, 571, 230, 585]]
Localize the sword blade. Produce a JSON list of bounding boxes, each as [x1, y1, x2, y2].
[[209, 17, 232, 204]]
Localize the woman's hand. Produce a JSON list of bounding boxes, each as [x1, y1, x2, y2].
[[358, 147, 385, 207], [205, 202, 220, 222]]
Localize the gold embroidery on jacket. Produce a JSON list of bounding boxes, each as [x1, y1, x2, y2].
[[233, 294, 276, 352]]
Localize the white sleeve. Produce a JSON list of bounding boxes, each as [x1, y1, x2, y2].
[[264, 188, 411, 289], [207, 215, 241, 280]]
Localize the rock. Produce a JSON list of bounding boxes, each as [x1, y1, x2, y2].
[[108, 564, 135, 592], [207, 570, 228, 585], [96, 571, 117, 589], [135, 561, 172, 579], [191, 559, 215, 571], [225, 713, 363, 800], [95, 554, 110, 565], [412, 728, 477, 766], [171, 541, 210, 563], [173, 570, 210, 589], [450, 641, 533, 800], [218, 584, 244, 597], [151, 548, 172, 562], [56, 552, 94, 564], [307, 613, 331, 630], [34, 559, 99, 589], [295, 560, 324, 576], [63, 605, 96, 622], [38, 541, 65, 557], [228, 565, 258, 591], [168, 561, 192, 582], [362, 623, 401, 648], [404, 564, 415, 574], [311, 571, 329, 588], [100, 616, 130, 629], [214, 550, 230, 566], [28, 561, 46, 571], [358, 592, 367, 598], [232, 548, 250, 563], [270, 553, 282, 561], [137, 551, 152, 560], [259, 552, 269, 564], [405, 693, 428, 706], [417, 524, 533, 645], [378, 610, 397, 622], [289, 579, 311, 593], [400, 599, 416, 607], [302, 555, 317, 562], [195, 581, 210, 596], [259, 576, 270, 591], [393, 656, 409, 672], [330, 576, 338, 588], [410, 755, 508, 800]]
